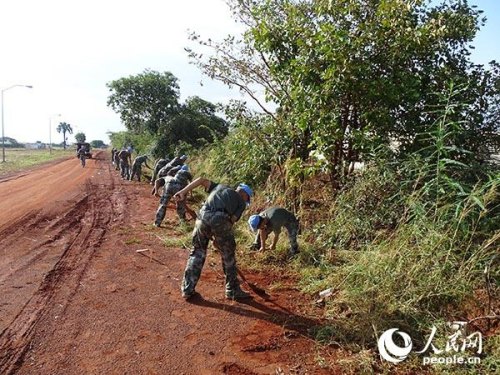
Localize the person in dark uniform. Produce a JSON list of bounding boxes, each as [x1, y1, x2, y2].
[[248, 207, 299, 257], [174, 178, 253, 300]]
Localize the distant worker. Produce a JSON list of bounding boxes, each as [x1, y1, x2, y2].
[[77, 146, 87, 168], [113, 149, 120, 171], [129, 155, 152, 182], [174, 178, 253, 300], [248, 207, 300, 258], [111, 148, 117, 165], [151, 157, 170, 185], [154, 165, 193, 227], [118, 148, 132, 179]]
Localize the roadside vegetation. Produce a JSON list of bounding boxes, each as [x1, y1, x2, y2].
[[108, 1, 499, 373], [0, 148, 74, 176]]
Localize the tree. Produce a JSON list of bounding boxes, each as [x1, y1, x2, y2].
[[74, 132, 86, 143], [1, 136, 22, 148], [56, 122, 73, 150], [90, 140, 105, 148], [107, 70, 228, 157], [189, 0, 500, 190], [106, 69, 180, 134]]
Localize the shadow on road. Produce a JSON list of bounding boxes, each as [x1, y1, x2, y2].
[[187, 293, 321, 338]]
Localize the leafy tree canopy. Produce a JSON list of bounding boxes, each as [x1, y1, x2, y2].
[[56, 122, 73, 150], [106, 69, 180, 134], [107, 70, 228, 157], [189, 0, 500, 189], [74, 132, 86, 143], [90, 140, 105, 148]]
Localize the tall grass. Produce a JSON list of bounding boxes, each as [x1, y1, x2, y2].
[[191, 84, 499, 372], [293, 87, 499, 373]]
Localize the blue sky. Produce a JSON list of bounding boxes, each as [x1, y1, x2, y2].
[[0, 0, 498, 144], [468, 0, 500, 65]]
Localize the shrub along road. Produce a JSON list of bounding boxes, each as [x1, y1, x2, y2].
[[0, 151, 336, 374]]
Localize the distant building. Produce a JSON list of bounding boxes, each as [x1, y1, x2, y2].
[[25, 142, 47, 150]]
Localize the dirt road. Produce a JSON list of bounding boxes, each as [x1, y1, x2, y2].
[[0, 152, 336, 374]]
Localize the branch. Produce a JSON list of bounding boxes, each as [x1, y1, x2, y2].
[[467, 315, 500, 324], [215, 75, 277, 120]]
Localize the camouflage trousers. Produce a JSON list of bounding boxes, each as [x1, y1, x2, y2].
[[253, 218, 299, 255], [181, 210, 242, 296], [120, 161, 130, 179], [154, 182, 186, 225], [129, 164, 142, 181]]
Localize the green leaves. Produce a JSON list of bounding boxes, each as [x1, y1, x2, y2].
[[74, 132, 86, 143], [106, 71, 227, 157], [106, 69, 180, 135]]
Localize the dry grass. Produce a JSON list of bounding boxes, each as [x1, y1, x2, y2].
[[0, 148, 74, 176]]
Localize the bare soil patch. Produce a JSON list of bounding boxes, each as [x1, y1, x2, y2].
[[0, 151, 338, 374]]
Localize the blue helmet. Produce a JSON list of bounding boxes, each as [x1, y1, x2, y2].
[[237, 183, 253, 204], [181, 164, 189, 171], [180, 154, 188, 161], [248, 215, 261, 232]]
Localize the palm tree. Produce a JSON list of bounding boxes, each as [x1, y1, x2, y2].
[[56, 122, 73, 150]]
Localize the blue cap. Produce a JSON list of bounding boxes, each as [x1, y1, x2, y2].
[[248, 215, 261, 232], [181, 165, 189, 171], [237, 183, 253, 204]]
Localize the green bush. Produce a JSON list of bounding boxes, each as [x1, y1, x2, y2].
[[194, 122, 275, 187], [294, 91, 499, 354]]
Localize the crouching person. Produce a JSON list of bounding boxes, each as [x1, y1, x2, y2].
[[154, 165, 192, 227], [248, 207, 299, 258], [174, 178, 253, 301]]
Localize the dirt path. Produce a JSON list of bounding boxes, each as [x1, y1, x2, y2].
[[0, 152, 336, 374]]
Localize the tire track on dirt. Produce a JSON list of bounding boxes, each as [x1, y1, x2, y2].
[[0, 197, 89, 285], [0, 155, 128, 374]]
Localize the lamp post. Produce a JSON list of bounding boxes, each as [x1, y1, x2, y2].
[[49, 114, 61, 154], [1, 84, 33, 162]]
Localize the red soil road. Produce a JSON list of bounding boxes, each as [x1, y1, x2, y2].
[[0, 151, 338, 374]]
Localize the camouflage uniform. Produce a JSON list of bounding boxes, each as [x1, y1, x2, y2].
[[129, 155, 150, 181], [118, 149, 131, 179], [113, 151, 120, 170], [154, 170, 193, 226], [182, 182, 247, 298], [252, 207, 299, 256], [151, 157, 169, 184], [158, 156, 184, 179], [77, 147, 87, 167]]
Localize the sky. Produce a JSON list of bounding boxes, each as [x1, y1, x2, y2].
[[0, 0, 499, 144]]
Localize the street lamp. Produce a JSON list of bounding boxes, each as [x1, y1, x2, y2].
[[49, 114, 61, 154], [1, 84, 33, 162]]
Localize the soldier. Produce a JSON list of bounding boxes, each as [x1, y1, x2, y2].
[[111, 148, 117, 166], [248, 207, 300, 257], [153, 165, 193, 226], [157, 155, 188, 179], [118, 148, 132, 179], [129, 154, 152, 181], [174, 178, 253, 300], [151, 157, 170, 185], [151, 164, 184, 196], [77, 146, 87, 168], [113, 149, 121, 171]]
